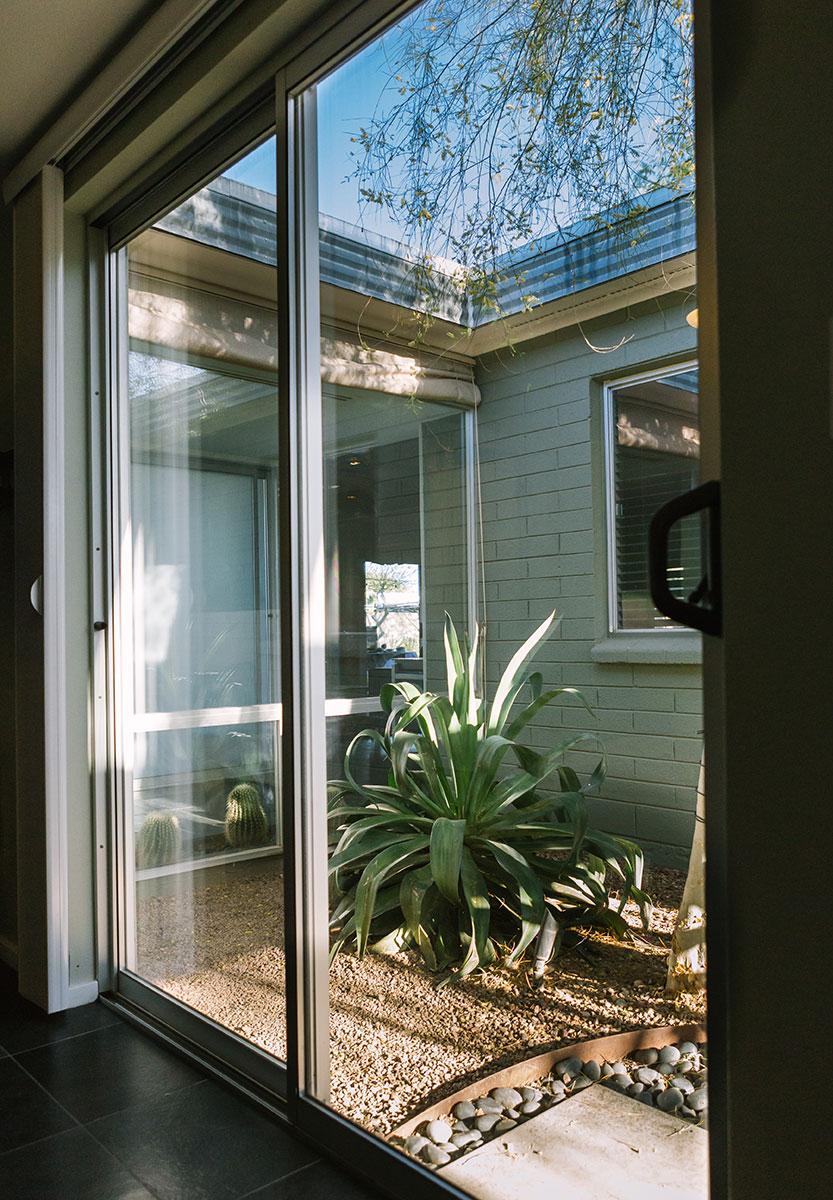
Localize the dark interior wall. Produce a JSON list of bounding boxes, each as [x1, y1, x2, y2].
[[0, 200, 17, 963], [703, 1, 833, 1196]]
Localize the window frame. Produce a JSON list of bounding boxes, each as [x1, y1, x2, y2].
[[603, 358, 700, 636]]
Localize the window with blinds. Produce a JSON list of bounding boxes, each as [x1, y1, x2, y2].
[[607, 366, 700, 630]]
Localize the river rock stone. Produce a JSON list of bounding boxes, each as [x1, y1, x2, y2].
[[678, 1041, 699, 1057], [475, 1113, 501, 1133], [519, 1087, 542, 1103], [582, 1059, 602, 1081], [491, 1087, 523, 1109], [627, 1082, 645, 1096], [495, 1118, 517, 1134], [672, 1076, 694, 1094], [451, 1132, 479, 1148], [556, 1057, 584, 1078], [632, 1047, 660, 1065], [475, 1097, 503, 1114], [635, 1066, 660, 1084], [658, 1045, 681, 1065], [520, 1100, 540, 1115], [422, 1144, 451, 1166], [406, 1134, 428, 1155], [611, 1072, 633, 1089], [688, 1086, 708, 1111], [425, 1120, 453, 1144], [571, 1074, 594, 1092], [606, 1062, 628, 1075], [452, 1101, 476, 1120], [657, 1087, 684, 1112]]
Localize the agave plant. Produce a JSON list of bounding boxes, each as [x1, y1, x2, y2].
[[328, 611, 652, 985]]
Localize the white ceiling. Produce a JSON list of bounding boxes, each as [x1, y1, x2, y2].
[[0, 0, 164, 174]]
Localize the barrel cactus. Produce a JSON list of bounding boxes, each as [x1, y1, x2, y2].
[[225, 783, 268, 848], [136, 811, 182, 869]]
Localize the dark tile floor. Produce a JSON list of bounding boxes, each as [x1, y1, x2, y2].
[[0, 964, 379, 1200]]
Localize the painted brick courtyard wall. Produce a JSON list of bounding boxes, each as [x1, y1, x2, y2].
[[474, 292, 701, 869]]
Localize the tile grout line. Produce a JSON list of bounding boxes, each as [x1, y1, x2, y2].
[[236, 1157, 324, 1200], [0, 1055, 86, 1157], [2, 1012, 122, 1058], [2, 1022, 210, 1148], [80, 1115, 184, 1198]]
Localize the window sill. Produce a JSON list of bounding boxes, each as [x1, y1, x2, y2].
[[590, 632, 702, 665]]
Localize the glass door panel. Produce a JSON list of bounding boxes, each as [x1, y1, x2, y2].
[[120, 138, 288, 1063], [297, 3, 705, 1195]]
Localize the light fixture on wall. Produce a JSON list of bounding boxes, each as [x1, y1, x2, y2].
[[685, 307, 699, 328]]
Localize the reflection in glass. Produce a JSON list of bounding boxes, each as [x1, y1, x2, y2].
[[610, 368, 700, 630], [124, 141, 286, 1059]]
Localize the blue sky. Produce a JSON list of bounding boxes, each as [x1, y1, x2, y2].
[[220, 3, 688, 258], [223, 34, 412, 243]]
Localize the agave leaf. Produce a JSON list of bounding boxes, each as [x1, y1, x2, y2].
[[380, 680, 423, 713], [400, 865, 435, 942], [329, 915, 357, 964], [557, 765, 582, 793], [328, 827, 408, 875], [440, 847, 492, 985], [481, 733, 602, 819], [552, 790, 589, 863], [597, 908, 633, 939], [464, 734, 515, 814], [628, 885, 654, 929], [503, 686, 593, 742], [548, 874, 603, 907], [369, 924, 411, 954], [389, 730, 445, 815], [444, 613, 466, 711], [335, 810, 433, 856], [466, 624, 482, 726], [428, 890, 463, 968], [343, 733, 413, 810], [354, 836, 429, 955], [415, 738, 455, 811], [400, 866, 461, 970], [429, 817, 467, 903], [329, 885, 357, 926], [487, 611, 558, 735], [483, 840, 546, 965]]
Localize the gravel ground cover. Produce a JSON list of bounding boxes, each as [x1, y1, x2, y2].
[[136, 863, 705, 1135]]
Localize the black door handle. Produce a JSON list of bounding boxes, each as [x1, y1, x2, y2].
[[648, 479, 721, 637]]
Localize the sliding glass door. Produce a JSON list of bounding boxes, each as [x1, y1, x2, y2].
[[114, 140, 290, 1075], [105, 7, 703, 1199]]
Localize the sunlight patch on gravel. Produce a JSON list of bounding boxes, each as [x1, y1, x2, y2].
[[136, 864, 705, 1135]]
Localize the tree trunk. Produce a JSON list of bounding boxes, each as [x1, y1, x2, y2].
[[665, 748, 706, 994]]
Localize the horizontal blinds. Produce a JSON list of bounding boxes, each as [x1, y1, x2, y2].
[[615, 448, 701, 629]]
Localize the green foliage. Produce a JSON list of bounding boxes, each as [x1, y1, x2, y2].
[[328, 612, 652, 984], [225, 783, 268, 848], [351, 0, 694, 325], [136, 811, 182, 869]]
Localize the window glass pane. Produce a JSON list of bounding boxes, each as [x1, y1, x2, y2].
[[123, 137, 285, 1059], [611, 367, 700, 629], [323, 388, 469, 701]]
